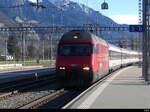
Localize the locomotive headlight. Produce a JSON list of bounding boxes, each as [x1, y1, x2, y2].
[[59, 67, 66, 70], [83, 67, 90, 71]]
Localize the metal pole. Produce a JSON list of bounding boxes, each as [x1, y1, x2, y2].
[[21, 31, 26, 68], [50, 35, 53, 67], [5, 38, 7, 64], [142, 0, 148, 80], [23, 32, 25, 64], [96, 11, 98, 36], [52, 14, 55, 32], [21, 32, 24, 62], [142, 0, 145, 78], [21, 32, 24, 70], [147, 0, 150, 81], [42, 39, 45, 60], [37, 0, 39, 8], [60, 9, 63, 26]]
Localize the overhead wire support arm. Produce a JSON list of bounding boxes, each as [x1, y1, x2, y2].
[[0, 4, 25, 8], [0, 26, 129, 32], [29, 0, 46, 9]]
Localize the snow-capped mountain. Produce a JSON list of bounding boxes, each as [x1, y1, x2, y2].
[[0, 0, 137, 46]]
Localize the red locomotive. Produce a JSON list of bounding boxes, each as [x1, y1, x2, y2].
[[56, 30, 140, 88]]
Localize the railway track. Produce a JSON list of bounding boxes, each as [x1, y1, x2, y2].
[[19, 89, 67, 109], [0, 74, 57, 107], [32, 71, 120, 109], [21, 71, 118, 109], [0, 69, 73, 109], [0, 68, 127, 109]]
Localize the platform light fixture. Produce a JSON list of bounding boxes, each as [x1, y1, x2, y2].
[[101, 0, 109, 10]]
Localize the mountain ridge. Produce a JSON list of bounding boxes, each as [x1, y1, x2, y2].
[[0, 0, 137, 48]]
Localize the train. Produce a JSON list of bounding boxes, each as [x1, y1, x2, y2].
[[56, 30, 141, 88]]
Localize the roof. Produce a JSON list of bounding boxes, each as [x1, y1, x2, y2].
[[60, 30, 108, 45]]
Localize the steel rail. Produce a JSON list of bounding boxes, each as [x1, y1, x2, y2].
[[19, 89, 66, 109], [0, 76, 57, 100]]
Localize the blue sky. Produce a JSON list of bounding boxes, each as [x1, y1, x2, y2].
[[72, 0, 139, 24], [29, 0, 139, 24], [72, 0, 138, 15]]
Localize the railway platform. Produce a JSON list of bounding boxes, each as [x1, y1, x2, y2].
[[64, 65, 150, 109]]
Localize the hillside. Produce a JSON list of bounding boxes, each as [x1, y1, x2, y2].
[[0, 0, 138, 47]]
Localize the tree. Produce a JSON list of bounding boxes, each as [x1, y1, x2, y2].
[[27, 44, 35, 59], [7, 36, 21, 60], [119, 37, 129, 48], [0, 49, 3, 55]]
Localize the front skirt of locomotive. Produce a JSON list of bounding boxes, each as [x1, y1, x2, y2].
[[57, 70, 93, 88]]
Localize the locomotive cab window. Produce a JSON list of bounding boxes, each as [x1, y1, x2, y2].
[[58, 43, 93, 56]]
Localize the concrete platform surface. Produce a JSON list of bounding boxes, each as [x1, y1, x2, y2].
[[68, 66, 150, 109]]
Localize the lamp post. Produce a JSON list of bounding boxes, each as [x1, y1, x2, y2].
[[142, 0, 150, 82], [5, 37, 7, 64], [95, 11, 100, 36], [49, 35, 53, 67], [60, 8, 64, 26]]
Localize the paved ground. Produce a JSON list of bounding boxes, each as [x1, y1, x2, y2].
[[68, 66, 150, 109]]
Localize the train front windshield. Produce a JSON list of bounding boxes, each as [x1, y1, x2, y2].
[[58, 43, 93, 56]]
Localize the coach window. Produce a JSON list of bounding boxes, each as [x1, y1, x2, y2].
[[109, 51, 112, 60], [96, 44, 100, 53], [93, 44, 99, 54], [109, 50, 115, 60]]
